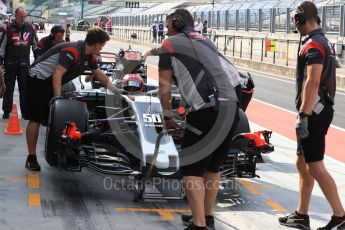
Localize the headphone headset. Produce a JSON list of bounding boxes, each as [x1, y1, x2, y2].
[[171, 13, 185, 32], [291, 5, 305, 34], [169, 11, 219, 109], [292, 4, 321, 33], [50, 25, 65, 38], [293, 6, 306, 26]]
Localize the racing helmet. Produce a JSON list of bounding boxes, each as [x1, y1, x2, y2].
[[122, 74, 143, 92]]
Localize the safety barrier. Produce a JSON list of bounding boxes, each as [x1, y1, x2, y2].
[[107, 27, 345, 68]]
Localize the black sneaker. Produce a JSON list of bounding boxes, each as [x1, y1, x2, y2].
[[182, 215, 215, 230], [278, 211, 310, 230], [2, 113, 10, 119], [183, 223, 207, 230], [317, 215, 345, 230], [338, 221, 345, 230], [25, 156, 41, 171]]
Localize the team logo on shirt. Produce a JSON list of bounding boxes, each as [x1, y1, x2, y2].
[[11, 32, 30, 46]]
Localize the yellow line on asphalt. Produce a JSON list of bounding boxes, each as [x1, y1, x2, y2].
[[28, 193, 41, 207], [27, 171, 40, 189], [237, 179, 287, 212], [237, 179, 261, 195], [115, 208, 191, 220], [237, 179, 278, 195], [264, 199, 287, 213]]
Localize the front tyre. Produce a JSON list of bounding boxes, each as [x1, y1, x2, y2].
[[45, 99, 88, 166]]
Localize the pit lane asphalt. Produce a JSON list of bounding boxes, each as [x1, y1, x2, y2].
[[0, 32, 344, 230]]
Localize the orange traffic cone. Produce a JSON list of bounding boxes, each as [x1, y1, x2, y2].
[[4, 104, 23, 135]]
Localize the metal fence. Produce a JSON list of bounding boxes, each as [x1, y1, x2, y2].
[[106, 27, 345, 68], [99, 5, 345, 37]]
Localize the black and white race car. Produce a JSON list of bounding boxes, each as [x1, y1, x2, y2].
[[44, 48, 274, 201]]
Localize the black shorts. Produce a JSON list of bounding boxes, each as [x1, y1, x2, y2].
[[25, 77, 54, 123], [297, 108, 333, 163], [180, 103, 239, 177]]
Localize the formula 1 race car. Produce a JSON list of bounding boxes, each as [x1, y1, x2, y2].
[[44, 47, 274, 201]]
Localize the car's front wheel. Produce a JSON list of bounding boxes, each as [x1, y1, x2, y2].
[[45, 99, 88, 166]]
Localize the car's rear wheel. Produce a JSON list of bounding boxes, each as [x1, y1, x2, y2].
[[45, 99, 88, 166]]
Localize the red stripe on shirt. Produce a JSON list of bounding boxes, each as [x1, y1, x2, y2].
[[61, 47, 79, 63], [38, 40, 45, 49], [161, 39, 174, 55], [301, 41, 326, 59]]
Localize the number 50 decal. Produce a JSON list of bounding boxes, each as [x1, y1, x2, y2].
[[143, 114, 162, 123]]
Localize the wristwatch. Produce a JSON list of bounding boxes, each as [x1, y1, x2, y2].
[[298, 112, 311, 118]]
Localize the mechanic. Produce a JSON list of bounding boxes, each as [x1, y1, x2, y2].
[[35, 25, 65, 58], [0, 7, 38, 119], [278, 2, 345, 230], [158, 9, 239, 230], [24, 29, 124, 171], [98, 18, 104, 30], [0, 19, 9, 44], [65, 23, 71, 42]]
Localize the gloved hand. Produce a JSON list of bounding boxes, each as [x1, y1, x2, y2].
[[296, 116, 309, 139]]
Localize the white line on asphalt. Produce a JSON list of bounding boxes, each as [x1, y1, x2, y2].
[[238, 67, 345, 96], [253, 98, 345, 132], [238, 68, 295, 84], [252, 98, 297, 115]]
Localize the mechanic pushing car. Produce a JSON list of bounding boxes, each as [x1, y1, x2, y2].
[[24, 28, 125, 171], [158, 9, 239, 230], [278, 1, 345, 230]]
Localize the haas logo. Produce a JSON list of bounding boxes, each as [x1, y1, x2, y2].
[[11, 32, 30, 46]]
